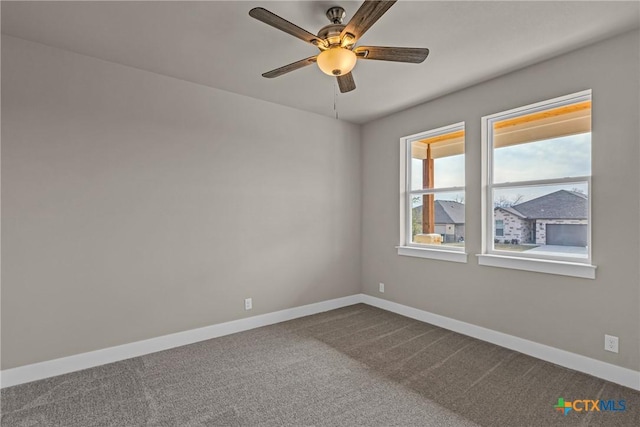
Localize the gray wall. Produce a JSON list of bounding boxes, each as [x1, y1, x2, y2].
[[1, 36, 362, 369], [3, 30, 639, 374], [361, 30, 640, 370]]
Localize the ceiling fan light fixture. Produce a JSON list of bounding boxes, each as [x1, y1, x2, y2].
[[317, 47, 357, 76]]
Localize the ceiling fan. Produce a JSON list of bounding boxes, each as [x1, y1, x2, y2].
[[249, 0, 429, 93]]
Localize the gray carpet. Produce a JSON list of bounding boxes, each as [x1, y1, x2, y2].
[[1, 304, 638, 426]]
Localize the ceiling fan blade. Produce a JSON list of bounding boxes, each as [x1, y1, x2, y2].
[[337, 72, 356, 93], [340, 1, 397, 43], [262, 56, 318, 78], [354, 46, 429, 63], [249, 8, 326, 48]]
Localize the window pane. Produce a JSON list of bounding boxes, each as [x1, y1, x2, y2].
[[493, 133, 591, 183], [411, 191, 465, 248], [410, 129, 464, 190], [492, 183, 588, 258], [410, 157, 423, 190], [435, 154, 464, 188]]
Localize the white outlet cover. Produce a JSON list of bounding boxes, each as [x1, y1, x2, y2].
[[379, 283, 384, 293], [604, 334, 619, 353], [244, 298, 252, 310]]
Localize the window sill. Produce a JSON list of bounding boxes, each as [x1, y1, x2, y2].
[[397, 246, 468, 263], [476, 254, 596, 279]]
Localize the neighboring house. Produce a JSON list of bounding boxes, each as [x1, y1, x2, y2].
[[413, 200, 465, 243], [494, 190, 587, 246]]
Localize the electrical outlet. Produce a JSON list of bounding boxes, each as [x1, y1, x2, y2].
[[244, 298, 252, 311], [604, 334, 619, 353], [379, 283, 385, 293]]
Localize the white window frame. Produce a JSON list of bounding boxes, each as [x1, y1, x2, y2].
[[478, 90, 596, 278], [398, 122, 467, 263]]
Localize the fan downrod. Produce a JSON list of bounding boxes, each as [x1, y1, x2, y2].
[[326, 6, 346, 24]]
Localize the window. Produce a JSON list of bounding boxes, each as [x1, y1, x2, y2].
[[479, 90, 595, 278], [399, 122, 466, 263]]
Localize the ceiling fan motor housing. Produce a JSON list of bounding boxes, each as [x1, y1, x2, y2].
[[317, 24, 346, 47], [319, 7, 348, 47]]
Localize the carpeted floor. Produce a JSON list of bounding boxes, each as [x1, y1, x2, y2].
[[1, 304, 639, 426]]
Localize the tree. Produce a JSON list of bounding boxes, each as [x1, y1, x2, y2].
[[571, 187, 586, 195], [411, 198, 422, 237], [412, 209, 422, 237], [494, 194, 524, 208]]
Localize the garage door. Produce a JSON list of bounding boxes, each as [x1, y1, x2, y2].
[[546, 224, 587, 246]]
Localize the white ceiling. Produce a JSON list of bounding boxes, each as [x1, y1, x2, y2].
[[2, 1, 639, 124]]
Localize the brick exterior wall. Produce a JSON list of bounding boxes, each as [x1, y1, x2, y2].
[[494, 208, 587, 244], [494, 209, 533, 244]]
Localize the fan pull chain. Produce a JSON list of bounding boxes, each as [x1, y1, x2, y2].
[[334, 82, 339, 120]]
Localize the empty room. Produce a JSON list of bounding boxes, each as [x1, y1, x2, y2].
[[1, 1, 639, 425]]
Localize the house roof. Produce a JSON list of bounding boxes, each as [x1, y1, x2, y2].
[[500, 206, 527, 218], [435, 200, 465, 224], [498, 190, 587, 219]]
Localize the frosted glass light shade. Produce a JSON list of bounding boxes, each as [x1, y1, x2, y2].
[[317, 47, 357, 76]]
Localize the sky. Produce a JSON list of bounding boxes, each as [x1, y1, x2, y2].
[[411, 132, 591, 204], [493, 133, 591, 184], [411, 155, 464, 189]]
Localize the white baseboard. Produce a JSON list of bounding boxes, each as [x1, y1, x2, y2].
[[0, 294, 361, 388], [360, 294, 640, 391], [3, 293, 638, 391]]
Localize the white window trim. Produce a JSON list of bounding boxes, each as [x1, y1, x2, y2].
[[477, 254, 596, 279], [397, 246, 468, 263], [399, 122, 467, 262], [479, 90, 596, 278]]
